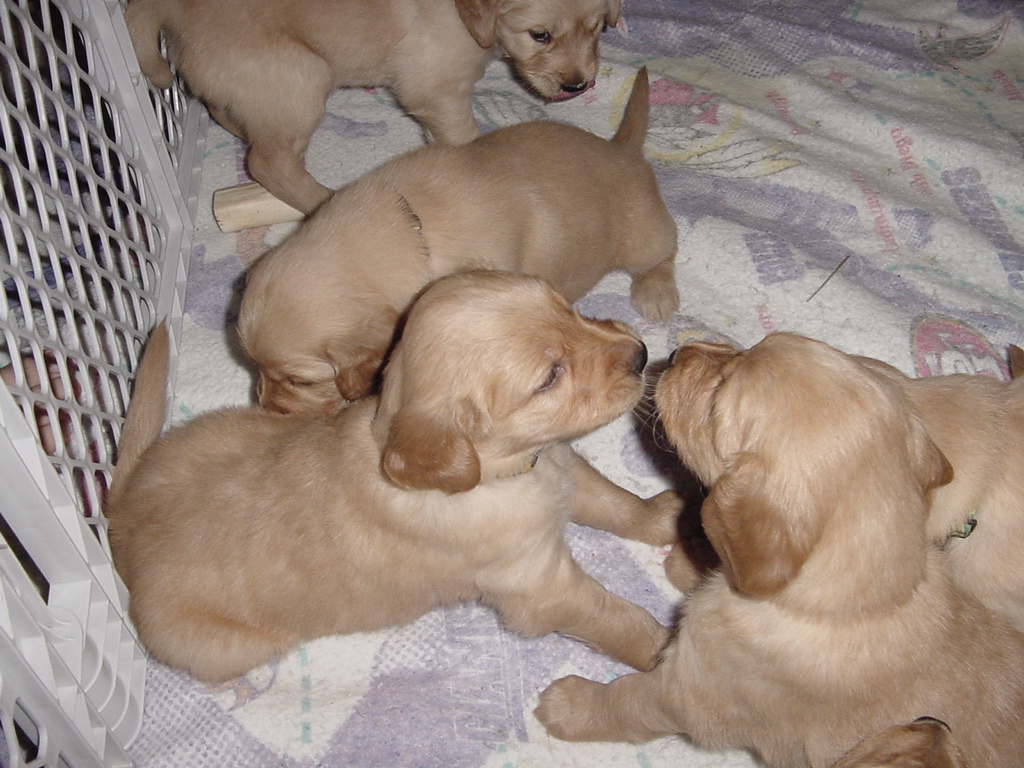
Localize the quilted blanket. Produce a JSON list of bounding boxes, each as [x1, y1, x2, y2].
[[131, 1, 1024, 766]]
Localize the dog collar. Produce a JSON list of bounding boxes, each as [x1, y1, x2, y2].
[[501, 451, 541, 479], [948, 514, 978, 540]]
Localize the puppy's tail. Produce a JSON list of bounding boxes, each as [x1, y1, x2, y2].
[[109, 320, 170, 495], [611, 67, 651, 154], [124, 0, 176, 89]]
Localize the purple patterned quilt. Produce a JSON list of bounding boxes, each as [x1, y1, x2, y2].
[[133, 1, 1024, 766]]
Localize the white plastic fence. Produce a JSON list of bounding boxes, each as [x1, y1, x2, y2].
[[0, 0, 206, 765]]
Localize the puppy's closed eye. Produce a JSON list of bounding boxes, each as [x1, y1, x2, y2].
[[536, 363, 565, 393]]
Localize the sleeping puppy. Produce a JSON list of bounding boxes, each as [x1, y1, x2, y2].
[[107, 272, 680, 683], [849, 347, 1024, 633], [535, 333, 1024, 768], [125, 0, 620, 213], [830, 718, 966, 768], [238, 67, 678, 416]]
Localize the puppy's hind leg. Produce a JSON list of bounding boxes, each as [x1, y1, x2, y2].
[[247, 130, 333, 215], [242, 60, 334, 214], [137, 604, 299, 683], [207, 104, 248, 142], [629, 258, 679, 323], [396, 75, 482, 145], [625, 202, 679, 322]]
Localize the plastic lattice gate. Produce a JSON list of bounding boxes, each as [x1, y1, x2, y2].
[[0, 0, 206, 765]]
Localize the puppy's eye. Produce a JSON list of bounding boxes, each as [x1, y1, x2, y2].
[[286, 377, 315, 388], [536, 363, 564, 393], [529, 29, 552, 44]]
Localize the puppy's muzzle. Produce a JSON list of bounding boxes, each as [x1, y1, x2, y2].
[[553, 79, 595, 101]]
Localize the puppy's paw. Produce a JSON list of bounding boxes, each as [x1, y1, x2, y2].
[[637, 489, 684, 546], [630, 268, 679, 323], [535, 675, 608, 742], [664, 543, 703, 594]]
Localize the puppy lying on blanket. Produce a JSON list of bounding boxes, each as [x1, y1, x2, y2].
[[126, 0, 620, 212], [535, 333, 1024, 768], [851, 347, 1024, 633], [238, 67, 678, 416], [108, 272, 680, 683]]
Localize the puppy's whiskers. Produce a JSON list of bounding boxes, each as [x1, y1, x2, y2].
[[633, 391, 674, 455]]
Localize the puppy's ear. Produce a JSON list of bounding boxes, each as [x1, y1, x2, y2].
[[910, 416, 954, 492], [831, 717, 964, 768], [701, 453, 818, 598], [335, 353, 386, 401], [380, 407, 482, 494], [328, 306, 400, 401], [454, 0, 502, 48]]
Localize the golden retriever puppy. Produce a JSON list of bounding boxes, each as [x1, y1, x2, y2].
[[125, 0, 620, 213], [107, 272, 680, 683], [237, 67, 678, 416], [534, 333, 1024, 768], [847, 349, 1024, 633], [830, 718, 967, 768]]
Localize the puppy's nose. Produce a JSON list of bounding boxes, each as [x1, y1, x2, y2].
[[632, 342, 649, 375]]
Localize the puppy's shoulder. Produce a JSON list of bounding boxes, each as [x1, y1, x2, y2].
[[418, 444, 575, 533]]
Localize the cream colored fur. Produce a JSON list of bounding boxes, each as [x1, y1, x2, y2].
[[107, 272, 680, 683], [535, 333, 1024, 768], [849, 351, 1024, 633], [237, 68, 678, 416], [125, 0, 620, 212], [830, 717, 966, 768]]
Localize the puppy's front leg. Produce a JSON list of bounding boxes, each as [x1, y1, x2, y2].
[[568, 450, 682, 547], [491, 554, 670, 671], [536, 667, 679, 743]]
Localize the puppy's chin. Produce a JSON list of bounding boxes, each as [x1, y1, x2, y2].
[[513, 68, 595, 101], [549, 79, 595, 101]]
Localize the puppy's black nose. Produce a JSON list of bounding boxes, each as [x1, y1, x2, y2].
[[562, 81, 589, 93], [632, 342, 649, 375]]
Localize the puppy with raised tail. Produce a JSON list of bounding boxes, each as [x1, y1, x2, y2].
[[108, 272, 680, 683], [535, 333, 1024, 768], [238, 67, 678, 416], [126, 0, 620, 213]]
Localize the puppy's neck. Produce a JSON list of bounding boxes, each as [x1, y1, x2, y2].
[[484, 448, 545, 484], [946, 514, 978, 540], [499, 450, 541, 479], [774, 504, 931, 620]]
